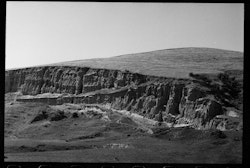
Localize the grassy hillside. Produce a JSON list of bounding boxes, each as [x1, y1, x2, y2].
[[49, 47, 243, 78]]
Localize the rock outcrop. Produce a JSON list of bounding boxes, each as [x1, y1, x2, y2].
[[5, 66, 148, 95], [5, 66, 241, 130]]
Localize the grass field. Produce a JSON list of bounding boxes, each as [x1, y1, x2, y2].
[[49, 47, 243, 78]]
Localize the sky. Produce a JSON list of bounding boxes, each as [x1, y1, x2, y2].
[[6, 2, 244, 69]]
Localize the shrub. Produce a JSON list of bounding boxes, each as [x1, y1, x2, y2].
[[217, 73, 241, 99], [72, 112, 79, 118], [31, 110, 48, 123], [50, 110, 67, 121], [210, 130, 227, 139], [189, 72, 194, 77]]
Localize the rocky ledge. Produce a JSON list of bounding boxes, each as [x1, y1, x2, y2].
[[5, 66, 243, 131]]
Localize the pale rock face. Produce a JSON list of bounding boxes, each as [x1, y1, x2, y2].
[[176, 85, 224, 129], [165, 83, 184, 115], [5, 66, 147, 95], [6, 66, 228, 129]]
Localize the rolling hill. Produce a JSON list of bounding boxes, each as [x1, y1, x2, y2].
[[49, 47, 243, 78]]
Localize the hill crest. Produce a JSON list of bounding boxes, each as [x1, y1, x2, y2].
[[7, 47, 243, 78]]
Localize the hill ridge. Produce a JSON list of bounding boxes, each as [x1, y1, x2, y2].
[[6, 47, 243, 79]]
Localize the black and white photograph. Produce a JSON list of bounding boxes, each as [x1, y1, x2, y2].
[[4, 2, 243, 165]]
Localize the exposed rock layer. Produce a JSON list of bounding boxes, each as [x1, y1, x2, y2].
[[6, 66, 238, 130], [5, 66, 149, 95]]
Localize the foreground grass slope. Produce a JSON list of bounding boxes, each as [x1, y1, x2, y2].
[[5, 93, 242, 163]]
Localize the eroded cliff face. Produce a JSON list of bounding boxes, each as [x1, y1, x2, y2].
[[5, 66, 148, 95], [5, 66, 240, 130]]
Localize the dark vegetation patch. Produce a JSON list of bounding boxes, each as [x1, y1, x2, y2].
[[50, 110, 67, 121], [66, 132, 103, 142], [31, 106, 67, 123], [30, 106, 50, 123], [71, 112, 79, 118], [212, 139, 229, 145], [210, 130, 227, 139], [86, 110, 103, 119], [30, 111, 48, 123], [189, 71, 242, 110]]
